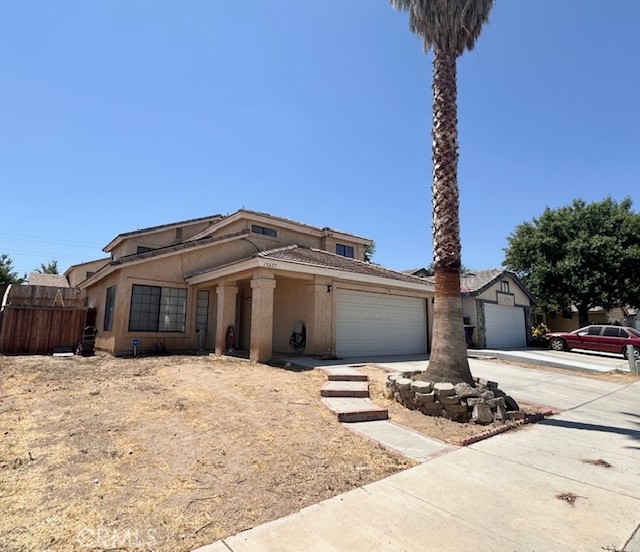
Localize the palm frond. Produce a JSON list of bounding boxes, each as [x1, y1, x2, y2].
[[391, 0, 494, 55]]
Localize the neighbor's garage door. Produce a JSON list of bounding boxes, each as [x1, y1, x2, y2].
[[484, 303, 526, 348], [336, 290, 427, 357]]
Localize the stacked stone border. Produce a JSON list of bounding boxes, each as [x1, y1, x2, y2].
[[386, 370, 529, 425]]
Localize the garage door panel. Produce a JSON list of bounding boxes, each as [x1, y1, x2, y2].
[[484, 304, 526, 349], [336, 290, 427, 357]]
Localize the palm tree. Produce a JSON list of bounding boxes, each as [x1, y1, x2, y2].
[[391, 0, 494, 384]]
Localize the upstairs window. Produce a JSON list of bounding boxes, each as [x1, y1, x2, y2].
[[251, 224, 277, 237], [136, 246, 154, 254], [500, 281, 510, 293], [336, 244, 354, 258]]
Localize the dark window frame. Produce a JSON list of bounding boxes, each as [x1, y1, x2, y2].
[[128, 284, 187, 333], [500, 280, 510, 293], [336, 244, 355, 258], [251, 224, 277, 237], [104, 285, 116, 331]]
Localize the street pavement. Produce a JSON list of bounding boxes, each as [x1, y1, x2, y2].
[[195, 357, 640, 552]]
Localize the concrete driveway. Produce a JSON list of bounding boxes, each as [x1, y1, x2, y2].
[[471, 347, 633, 373], [196, 358, 640, 552]]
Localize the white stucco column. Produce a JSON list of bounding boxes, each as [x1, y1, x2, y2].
[[305, 278, 333, 356], [249, 274, 276, 362], [215, 283, 238, 355]]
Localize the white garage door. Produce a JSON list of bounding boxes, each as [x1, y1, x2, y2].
[[484, 303, 526, 349], [336, 290, 427, 357]]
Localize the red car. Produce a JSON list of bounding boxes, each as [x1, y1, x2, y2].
[[545, 325, 640, 360]]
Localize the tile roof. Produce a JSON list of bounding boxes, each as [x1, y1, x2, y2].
[[418, 268, 530, 296], [27, 273, 70, 287], [187, 209, 373, 243], [258, 246, 431, 285], [106, 214, 223, 247]]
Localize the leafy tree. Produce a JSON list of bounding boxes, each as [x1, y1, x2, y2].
[[504, 197, 640, 327], [364, 242, 376, 263], [390, 0, 494, 384], [0, 253, 24, 284], [37, 260, 59, 274]]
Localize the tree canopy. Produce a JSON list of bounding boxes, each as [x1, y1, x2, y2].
[[0, 254, 24, 284], [37, 260, 59, 274], [504, 197, 640, 326]]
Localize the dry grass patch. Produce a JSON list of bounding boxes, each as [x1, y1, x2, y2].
[[0, 354, 413, 551]]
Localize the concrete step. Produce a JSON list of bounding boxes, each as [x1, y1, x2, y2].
[[322, 367, 369, 382], [322, 397, 389, 423], [321, 381, 369, 398]]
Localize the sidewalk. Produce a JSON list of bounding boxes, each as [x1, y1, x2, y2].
[[195, 360, 640, 552]]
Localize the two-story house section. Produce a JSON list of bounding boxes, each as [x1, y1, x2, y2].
[[70, 210, 434, 360]]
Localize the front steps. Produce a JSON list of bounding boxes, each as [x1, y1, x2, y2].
[[321, 367, 388, 422]]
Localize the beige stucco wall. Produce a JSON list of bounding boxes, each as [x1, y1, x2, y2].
[[272, 278, 307, 353], [66, 259, 110, 288], [86, 254, 219, 355], [111, 220, 218, 259], [475, 279, 532, 307]]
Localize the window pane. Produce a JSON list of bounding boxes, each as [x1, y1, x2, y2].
[[104, 285, 116, 331], [586, 326, 603, 335], [603, 327, 621, 337], [196, 290, 209, 331]]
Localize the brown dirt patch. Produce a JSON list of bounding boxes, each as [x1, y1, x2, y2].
[[0, 354, 413, 551], [360, 366, 552, 446]]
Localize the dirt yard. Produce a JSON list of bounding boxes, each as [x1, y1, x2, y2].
[[0, 354, 413, 552]]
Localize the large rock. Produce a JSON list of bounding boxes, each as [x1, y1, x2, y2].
[[411, 380, 433, 393], [485, 397, 506, 408], [472, 404, 494, 425], [415, 392, 435, 404], [419, 402, 443, 413], [494, 404, 508, 422], [454, 382, 481, 399], [433, 382, 456, 396], [439, 394, 461, 405]]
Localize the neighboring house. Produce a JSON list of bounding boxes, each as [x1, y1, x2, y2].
[[70, 210, 434, 360], [545, 305, 638, 333], [410, 268, 536, 349], [65, 258, 110, 288], [27, 273, 70, 288]]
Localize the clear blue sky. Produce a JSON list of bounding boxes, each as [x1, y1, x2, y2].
[[2, 1, 639, 276]]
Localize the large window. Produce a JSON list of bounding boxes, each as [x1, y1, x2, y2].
[[129, 284, 187, 332], [336, 244, 354, 258], [104, 285, 116, 331]]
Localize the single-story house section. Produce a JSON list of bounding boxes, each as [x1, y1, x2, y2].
[[545, 305, 638, 333], [71, 210, 434, 360], [27, 273, 70, 288], [410, 268, 536, 349]]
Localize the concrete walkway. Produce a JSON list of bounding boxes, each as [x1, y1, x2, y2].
[[196, 359, 640, 552]]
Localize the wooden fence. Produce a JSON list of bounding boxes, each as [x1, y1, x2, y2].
[[0, 285, 87, 355]]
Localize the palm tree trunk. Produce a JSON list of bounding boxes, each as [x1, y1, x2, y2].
[[424, 48, 474, 385]]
